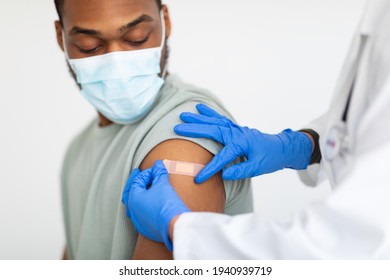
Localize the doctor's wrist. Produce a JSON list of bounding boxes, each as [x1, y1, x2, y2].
[[168, 215, 181, 243], [301, 132, 315, 153], [299, 129, 322, 165]]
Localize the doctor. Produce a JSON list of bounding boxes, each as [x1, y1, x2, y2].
[[122, 0, 390, 259]]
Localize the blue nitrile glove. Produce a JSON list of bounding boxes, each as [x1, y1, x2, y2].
[[174, 104, 313, 184], [122, 160, 191, 251]]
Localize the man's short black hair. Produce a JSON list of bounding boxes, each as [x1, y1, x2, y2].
[[54, 0, 162, 24]]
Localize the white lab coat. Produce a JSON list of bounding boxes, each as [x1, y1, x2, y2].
[[173, 0, 390, 259]]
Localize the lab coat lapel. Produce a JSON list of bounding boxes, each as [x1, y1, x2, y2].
[[322, 32, 366, 186]]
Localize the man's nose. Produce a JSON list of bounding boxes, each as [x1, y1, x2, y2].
[[105, 41, 126, 53]]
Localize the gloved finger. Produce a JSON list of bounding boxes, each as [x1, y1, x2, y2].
[[122, 168, 141, 204], [195, 144, 242, 184], [174, 124, 226, 144], [130, 168, 153, 192], [222, 160, 259, 181], [196, 104, 227, 120], [180, 112, 230, 127], [153, 160, 169, 174]]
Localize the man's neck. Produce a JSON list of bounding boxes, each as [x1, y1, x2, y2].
[[98, 113, 113, 127]]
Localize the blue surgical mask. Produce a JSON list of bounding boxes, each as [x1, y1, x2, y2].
[[64, 13, 166, 125]]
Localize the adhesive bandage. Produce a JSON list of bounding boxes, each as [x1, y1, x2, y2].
[[163, 160, 205, 177]]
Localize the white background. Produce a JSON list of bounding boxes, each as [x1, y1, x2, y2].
[[0, 0, 366, 259]]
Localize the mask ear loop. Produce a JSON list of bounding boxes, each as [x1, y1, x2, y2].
[[62, 29, 70, 60]]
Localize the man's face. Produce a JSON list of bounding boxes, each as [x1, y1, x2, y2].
[[55, 0, 170, 72]]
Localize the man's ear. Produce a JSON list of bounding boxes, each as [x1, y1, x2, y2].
[[55, 21, 65, 52], [161, 5, 171, 39]]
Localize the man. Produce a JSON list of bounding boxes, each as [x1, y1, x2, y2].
[[123, 0, 390, 259], [54, 0, 253, 259]]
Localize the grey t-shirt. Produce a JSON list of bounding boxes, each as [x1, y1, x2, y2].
[[61, 75, 253, 259]]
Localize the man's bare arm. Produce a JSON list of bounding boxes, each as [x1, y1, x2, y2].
[[131, 139, 225, 260]]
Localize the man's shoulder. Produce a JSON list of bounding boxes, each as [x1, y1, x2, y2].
[[162, 74, 222, 104], [155, 74, 235, 125]]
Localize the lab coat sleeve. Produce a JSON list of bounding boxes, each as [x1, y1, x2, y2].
[[297, 114, 328, 187], [173, 141, 390, 259]]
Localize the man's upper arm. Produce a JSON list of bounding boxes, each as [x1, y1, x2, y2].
[[131, 139, 226, 260]]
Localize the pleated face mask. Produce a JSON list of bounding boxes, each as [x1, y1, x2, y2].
[[64, 12, 166, 125]]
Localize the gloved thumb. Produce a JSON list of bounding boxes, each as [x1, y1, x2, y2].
[[152, 160, 170, 184]]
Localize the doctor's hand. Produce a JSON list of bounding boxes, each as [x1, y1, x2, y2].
[[121, 160, 191, 251], [175, 104, 313, 183]]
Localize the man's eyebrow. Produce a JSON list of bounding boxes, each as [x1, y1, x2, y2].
[[68, 14, 154, 37], [118, 14, 154, 34], [69, 26, 101, 36]]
